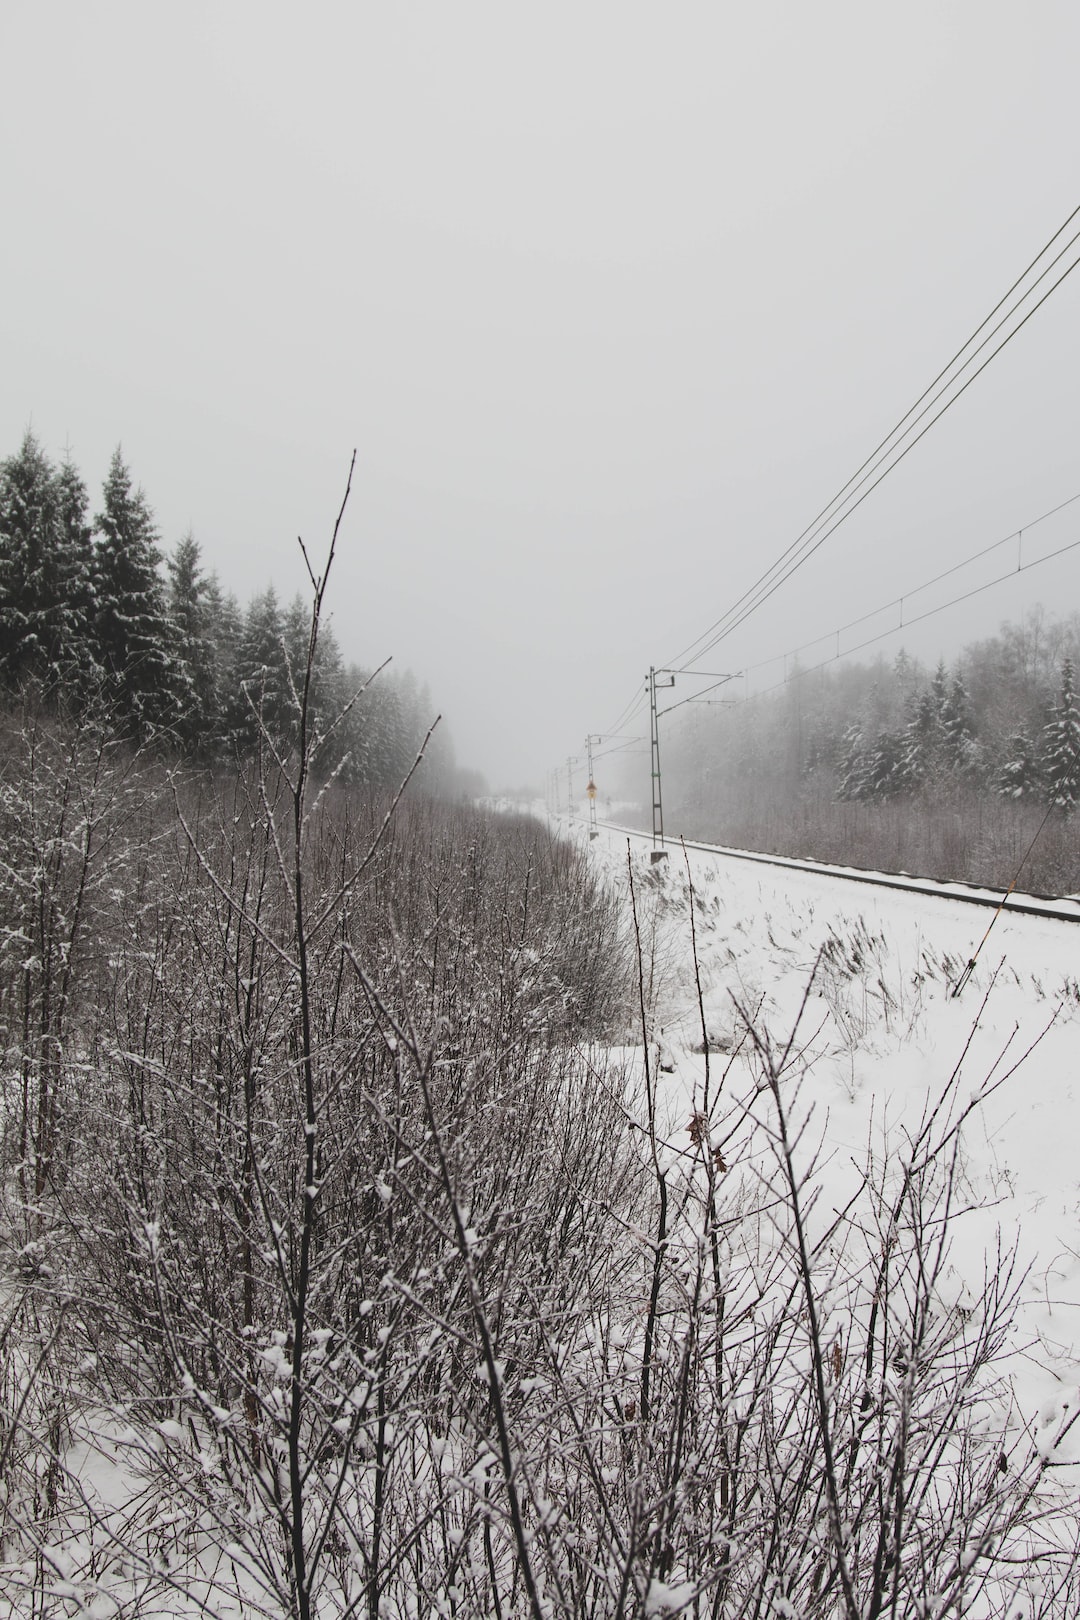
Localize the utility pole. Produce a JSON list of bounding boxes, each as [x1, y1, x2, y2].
[[585, 734, 601, 840], [646, 667, 734, 862], [647, 667, 675, 860], [566, 756, 576, 823]]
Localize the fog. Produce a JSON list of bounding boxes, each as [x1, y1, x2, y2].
[[4, 1, 1080, 787]]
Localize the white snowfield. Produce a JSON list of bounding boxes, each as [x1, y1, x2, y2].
[[580, 817, 1080, 1461]]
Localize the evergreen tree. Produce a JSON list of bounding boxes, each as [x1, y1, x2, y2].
[[863, 728, 909, 799], [309, 615, 346, 766], [929, 658, 949, 711], [167, 533, 216, 751], [282, 591, 312, 733], [94, 448, 179, 739], [0, 436, 103, 704], [281, 593, 347, 748], [0, 431, 62, 687], [1042, 657, 1080, 812], [941, 672, 980, 780], [903, 674, 948, 790], [54, 453, 100, 690], [337, 665, 409, 789], [892, 647, 919, 701], [227, 585, 288, 756], [836, 721, 869, 801], [370, 674, 406, 788], [203, 576, 242, 755], [992, 729, 1043, 800], [397, 669, 423, 768]]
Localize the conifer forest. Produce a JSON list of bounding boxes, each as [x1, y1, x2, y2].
[[649, 618, 1080, 895], [0, 433, 457, 792]]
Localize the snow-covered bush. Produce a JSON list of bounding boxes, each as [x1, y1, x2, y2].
[[2, 507, 1077, 1616]]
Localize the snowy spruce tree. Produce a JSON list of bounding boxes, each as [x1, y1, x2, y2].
[[941, 671, 980, 779], [836, 721, 869, 800], [225, 583, 290, 755], [992, 728, 1043, 800], [861, 727, 908, 799], [0, 432, 452, 782], [0, 431, 99, 693], [202, 574, 242, 750], [167, 532, 219, 751], [94, 448, 181, 739], [902, 663, 949, 789], [53, 452, 101, 690], [1042, 656, 1080, 811]]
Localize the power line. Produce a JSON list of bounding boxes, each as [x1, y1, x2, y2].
[[599, 687, 648, 742], [664, 204, 1080, 673], [751, 531, 1080, 699], [680, 235, 1080, 669], [582, 502, 1078, 779], [668, 206, 1080, 669], [590, 732, 647, 758], [742, 487, 1080, 679], [581, 211, 1080, 806], [657, 672, 738, 718], [592, 735, 648, 763]]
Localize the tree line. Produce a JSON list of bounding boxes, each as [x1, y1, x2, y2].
[[650, 607, 1080, 890], [834, 645, 1080, 809], [0, 431, 461, 791]]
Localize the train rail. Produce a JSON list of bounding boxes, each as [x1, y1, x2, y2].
[[590, 820, 1080, 926]]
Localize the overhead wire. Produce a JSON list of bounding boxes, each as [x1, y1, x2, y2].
[[668, 205, 1080, 669], [751, 533, 1080, 699], [594, 507, 1080, 762], [677, 234, 1080, 670], [657, 671, 740, 718], [664, 204, 1080, 674], [598, 686, 648, 742], [579, 209, 1080, 796], [739, 487, 1080, 684], [593, 737, 648, 762]]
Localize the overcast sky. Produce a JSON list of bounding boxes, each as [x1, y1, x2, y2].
[[4, 2, 1080, 788]]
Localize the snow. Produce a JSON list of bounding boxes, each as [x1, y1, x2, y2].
[[645, 1576, 698, 1614], [599, 817, 1080, 917], [583, 819, 1080, 1443], [9, 807, 1080, 1613]]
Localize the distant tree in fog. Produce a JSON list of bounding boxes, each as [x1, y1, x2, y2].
[[167, 532, 218, 751], [992, 728, 1043, 800], [1042, 656, 1080, 811]]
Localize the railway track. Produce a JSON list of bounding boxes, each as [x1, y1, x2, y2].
[[591, 819, 1080, 926]]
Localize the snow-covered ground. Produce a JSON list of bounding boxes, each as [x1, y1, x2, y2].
[[579, 819, 1080, 1456]]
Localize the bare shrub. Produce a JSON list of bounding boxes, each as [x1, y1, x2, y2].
[[1, 502, 1077, 1615]]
